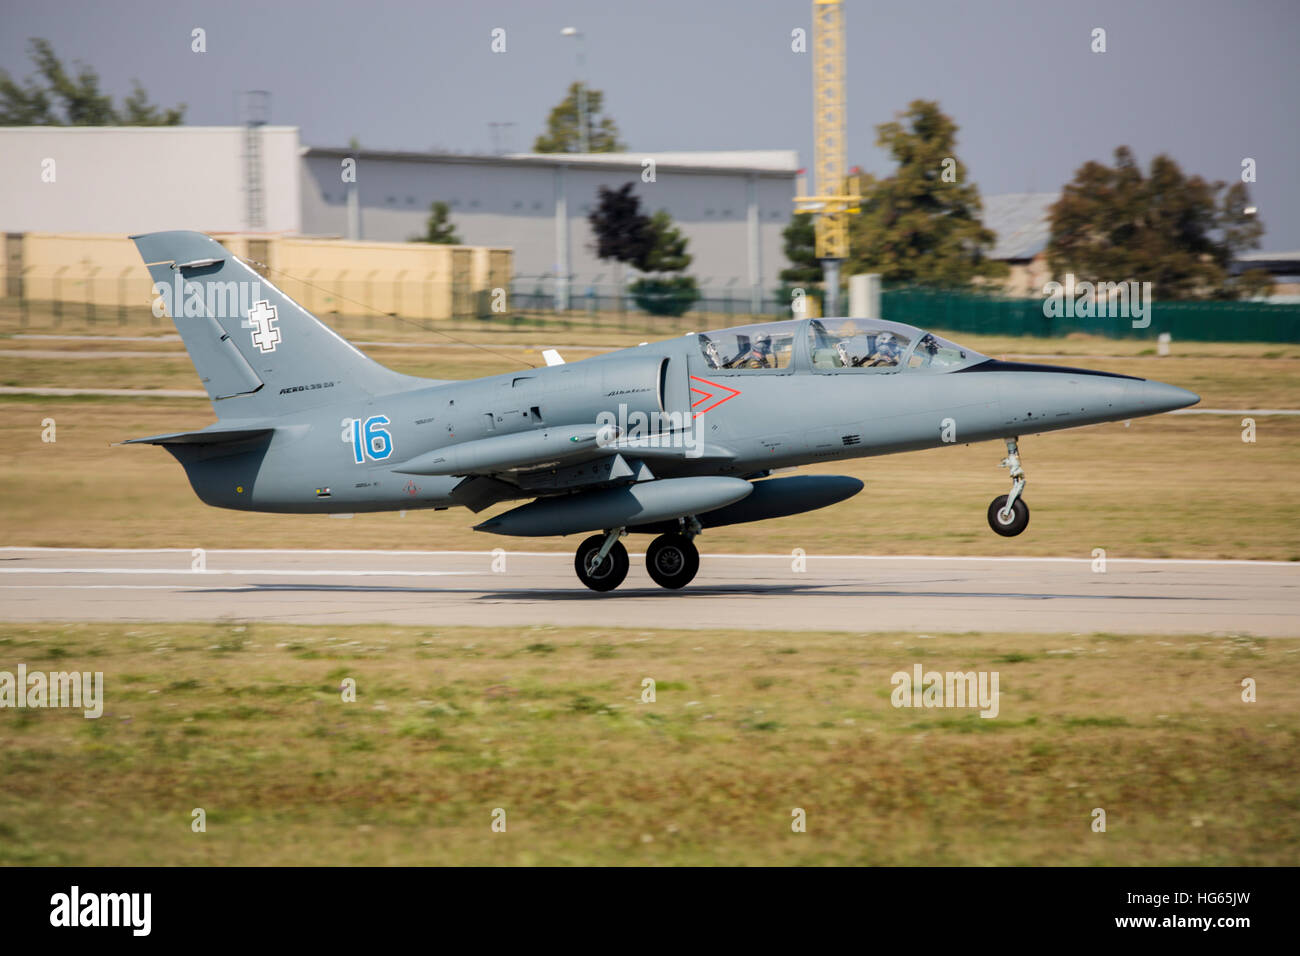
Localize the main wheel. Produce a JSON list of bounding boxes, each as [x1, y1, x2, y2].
[[987, 495, 1030, 537], [645, 533, 700, 590], [574, 535, 629, 592]]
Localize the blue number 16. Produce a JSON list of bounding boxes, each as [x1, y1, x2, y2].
[[350, 415, 394, 463]]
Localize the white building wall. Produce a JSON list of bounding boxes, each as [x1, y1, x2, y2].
[[300, 152, 795, 291], [0, 126, 301, 235]]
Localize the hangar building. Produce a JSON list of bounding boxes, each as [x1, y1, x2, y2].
[[0, 126, 798, 309]]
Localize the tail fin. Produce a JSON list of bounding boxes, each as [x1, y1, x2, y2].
[[132, 231, 422, 419]]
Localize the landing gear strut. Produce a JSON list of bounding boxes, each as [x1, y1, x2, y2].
[[574, 529, 629, 592], [988, 437, 1030, 537]]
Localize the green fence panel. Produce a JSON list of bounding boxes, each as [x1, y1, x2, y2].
[[881, 288, 1300, 343]]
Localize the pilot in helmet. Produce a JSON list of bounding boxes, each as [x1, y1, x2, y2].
[[868, 331, 900, 366], [743, 332, 769, 369]]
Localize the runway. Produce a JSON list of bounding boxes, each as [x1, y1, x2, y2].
[[1, 548, 1295, 636]]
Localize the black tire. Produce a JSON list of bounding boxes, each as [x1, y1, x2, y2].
[[574, 535, 629, 592], [645, 533, 700, 590], [987, 495, 1030, 537]]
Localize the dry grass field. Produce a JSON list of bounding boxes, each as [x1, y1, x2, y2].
[[1, 621, 1295, 866]]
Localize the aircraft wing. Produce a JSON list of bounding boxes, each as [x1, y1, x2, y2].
[[390, 424, 735, 510], [443, 438, 736, 512], [393, 424, 733, 479]]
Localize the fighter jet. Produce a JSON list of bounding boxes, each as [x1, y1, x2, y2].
[[124, 231, 1199, 591]]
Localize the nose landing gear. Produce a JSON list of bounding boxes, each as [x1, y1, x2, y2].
[[988, 437, 1030, 537]]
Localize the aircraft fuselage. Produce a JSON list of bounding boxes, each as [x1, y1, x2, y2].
[[164, 324, 1195, 518]]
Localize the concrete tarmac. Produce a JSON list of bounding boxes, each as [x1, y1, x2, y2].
[[1, 548, 1295, 636]]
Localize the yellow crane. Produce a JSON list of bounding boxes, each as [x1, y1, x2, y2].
[[793, 0, 858, 316]]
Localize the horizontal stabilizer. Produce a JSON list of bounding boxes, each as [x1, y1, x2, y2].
[[119, 426, 275, 446], [449, 476, 522, 513]]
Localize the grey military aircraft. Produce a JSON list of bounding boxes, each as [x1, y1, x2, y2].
[[124, 231, 1199, 591]]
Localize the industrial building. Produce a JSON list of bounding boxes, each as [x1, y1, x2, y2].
[[302, 145, 796, 311], [0, 126, 798, 311]]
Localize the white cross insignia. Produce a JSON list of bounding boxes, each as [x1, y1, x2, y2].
[[246, 299, 281, 353]]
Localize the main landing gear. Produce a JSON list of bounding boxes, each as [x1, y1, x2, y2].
[[987, 436, 1030, 537], [574, 529, 630, 592], [645, 532, 700, 590], [573, 518, 702, 592]]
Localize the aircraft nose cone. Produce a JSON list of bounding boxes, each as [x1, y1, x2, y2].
[[1130, 379, 1200, 414]]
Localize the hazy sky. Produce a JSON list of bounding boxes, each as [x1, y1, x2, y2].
[[3, 0, 1296, 248]]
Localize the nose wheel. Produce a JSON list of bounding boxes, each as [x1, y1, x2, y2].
[[988, 437, 1030, 537], [574, 530, 629, 592], [988, 494, 1030, 536], [645, 533, 700, 589]]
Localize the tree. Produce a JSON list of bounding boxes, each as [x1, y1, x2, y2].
[[1047, 146, 1264, 300], [630, 210, 699, 316], [412, 201, 460, 244], [779, 212, 822, 284], [1235, 269, 1274, 300], [0, 38, 184, 125], [587, 184, 698, 316], [533, 82, 624, 153], [777, 211, 824, 312], [119, 81, 184, 125], [846, 100, 1005, 287], [640, 210, 692, 273], [587, 183, 654, 267]]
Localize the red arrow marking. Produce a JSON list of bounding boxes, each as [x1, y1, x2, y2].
[[689, 375, 742, 416]]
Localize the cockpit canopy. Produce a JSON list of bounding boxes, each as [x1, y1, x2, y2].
[[698, 320, 801, 370], [808, 318, 980, 370], [696, 318, 984, 373]]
